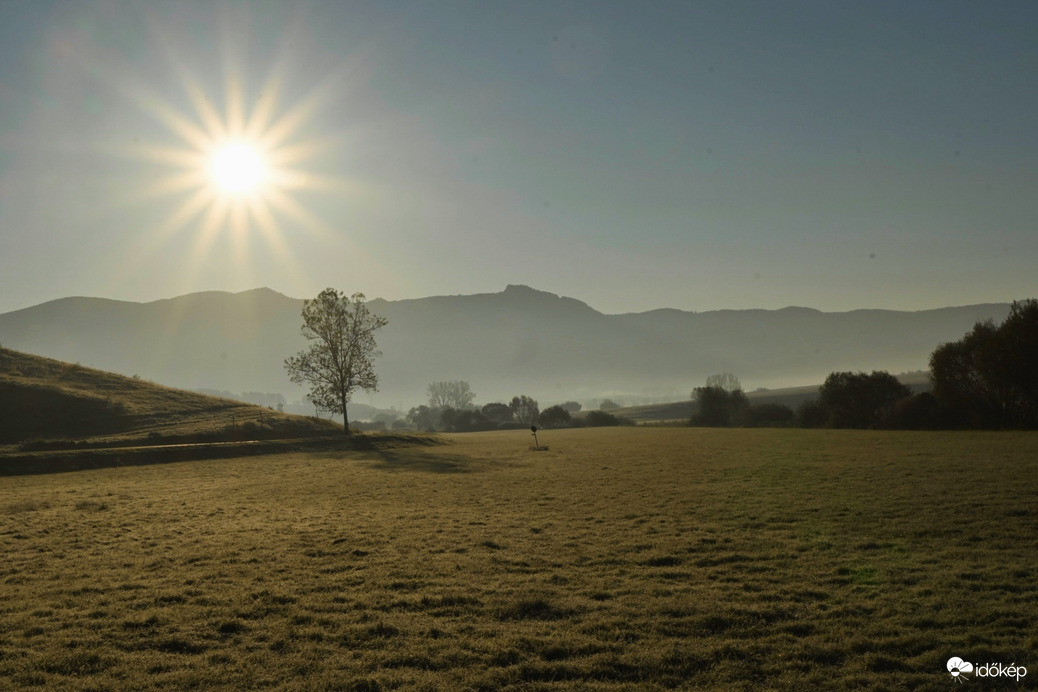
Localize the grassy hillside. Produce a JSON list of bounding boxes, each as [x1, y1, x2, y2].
[[0, 427, 1034, 689], [0, 348, 340, 449]]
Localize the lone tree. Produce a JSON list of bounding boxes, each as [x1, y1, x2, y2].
[[427, 380, 476, 410], [284, 289, 388, 434]]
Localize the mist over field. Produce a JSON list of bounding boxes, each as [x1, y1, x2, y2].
[[0, 285, 1011, 412]]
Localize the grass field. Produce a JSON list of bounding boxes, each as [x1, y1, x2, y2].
[[1, 427, 1035, 690]]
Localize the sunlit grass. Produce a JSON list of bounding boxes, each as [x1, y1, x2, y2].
[[0, 428, 1035, 689]]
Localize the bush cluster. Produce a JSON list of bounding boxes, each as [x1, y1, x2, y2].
[[689, 298, 1037, 430]]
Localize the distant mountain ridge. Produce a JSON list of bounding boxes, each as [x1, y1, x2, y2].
[[0, 285, 1012, 409]]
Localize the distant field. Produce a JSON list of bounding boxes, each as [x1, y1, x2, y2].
[[1, 428, 1035, 690]]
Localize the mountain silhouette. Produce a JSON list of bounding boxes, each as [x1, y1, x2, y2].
[[0, 286, 1011, 408]]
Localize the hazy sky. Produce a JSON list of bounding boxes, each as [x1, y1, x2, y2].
[[1, 0, 1036, 316]]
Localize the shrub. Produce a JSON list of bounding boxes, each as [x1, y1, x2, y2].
[[796, 399, 829, 428], [440, 408, 491, 432], [585, 410, 627, 427], [885, 391, 941, 430]]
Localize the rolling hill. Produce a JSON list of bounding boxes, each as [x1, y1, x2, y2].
[[0, 347, 340, 449]]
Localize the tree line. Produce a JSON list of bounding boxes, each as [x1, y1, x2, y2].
[[283, 288, 1036, 434], [690, 299, 1038, 430], [404, 384, 630, 432]]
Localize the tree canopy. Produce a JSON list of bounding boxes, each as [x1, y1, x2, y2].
[[705, 373, 742, 392], [690, 385, 748, 427], [538, 405, 571, 429], [510, 395, 539, 426], [930, 299, 1038, 428], [818, 371, 911, 429], [427, 380, 476, 410], [405, 405, 439, 431], [284, 289, 387, 433], [481, 402, 514, 423]]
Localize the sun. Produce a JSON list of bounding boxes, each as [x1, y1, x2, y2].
[[89, 4, 381, 297], [209, 141, 267, 195]]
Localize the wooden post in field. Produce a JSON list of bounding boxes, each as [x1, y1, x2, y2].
[[531, 425, 539, 449]]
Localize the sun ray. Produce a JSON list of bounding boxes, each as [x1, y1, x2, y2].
[[144, 13, 228, 144], [153, 187, 213, 240], [265, 135, 352, 168], [263, 187, 335, 240], [137, 171, 210, 200], [280, 170, 373, 197], [244, 62, 287, 142], [224, 70, 246, 139], [121, 78, 214, 152], [248, 196, 284, 248], [219, 9, 247, 138], [178, 73, 230, 143], [230, 202, 250, 256], [258, 71, 341, 150]]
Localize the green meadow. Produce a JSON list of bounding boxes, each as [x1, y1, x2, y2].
[[1, 427, 1035, 690]]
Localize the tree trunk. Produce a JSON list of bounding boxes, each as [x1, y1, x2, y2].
[[342, 397, 351, 435]]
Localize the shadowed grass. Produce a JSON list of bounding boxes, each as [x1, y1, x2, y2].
[[0, 347, 341, 451]]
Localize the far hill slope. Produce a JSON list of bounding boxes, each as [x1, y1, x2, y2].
[[0, 285, 1013, 405], [0, 348, 340, 447]]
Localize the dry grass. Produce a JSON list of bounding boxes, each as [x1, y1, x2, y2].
[[0, 348, 339, 449], [1, 427, 1035, 690]]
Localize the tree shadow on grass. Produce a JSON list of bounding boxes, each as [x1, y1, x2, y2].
[[363, 448, 477, 474]]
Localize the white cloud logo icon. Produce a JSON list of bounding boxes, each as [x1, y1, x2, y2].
[[948, 657, 974, 681]]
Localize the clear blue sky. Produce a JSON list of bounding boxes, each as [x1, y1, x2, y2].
[[1, 0, 1036, 315]]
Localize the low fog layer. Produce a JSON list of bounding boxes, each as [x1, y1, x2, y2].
[[0, 285, 1010, 411]]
